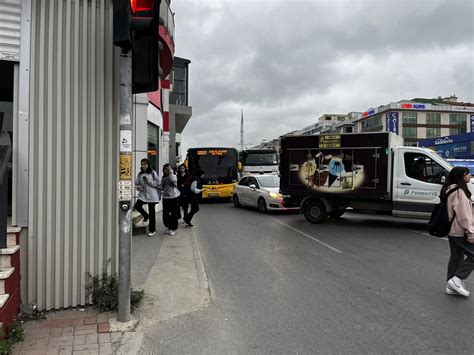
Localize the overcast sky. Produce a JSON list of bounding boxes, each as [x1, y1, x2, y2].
[[171, 0, 474, 154]]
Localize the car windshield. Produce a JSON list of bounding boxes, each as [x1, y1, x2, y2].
[[257, 175, 279, 188]]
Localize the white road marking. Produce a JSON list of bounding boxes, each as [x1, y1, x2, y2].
[[406, 228, 448, 240], [267, 216, 343, 254]]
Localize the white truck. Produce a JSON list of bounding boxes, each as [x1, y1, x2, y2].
[[279, 132, 473, 223], [241, 149, 279, 176]]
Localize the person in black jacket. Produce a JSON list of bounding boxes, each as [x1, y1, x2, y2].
[[177, 164, 189, 220], [183, 170, 204, 227]]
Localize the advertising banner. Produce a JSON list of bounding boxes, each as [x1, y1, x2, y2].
[[385, 112, 399, 135]]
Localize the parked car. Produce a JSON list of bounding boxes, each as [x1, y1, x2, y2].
[[233, 174, 299, 212]]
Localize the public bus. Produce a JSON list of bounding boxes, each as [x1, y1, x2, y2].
[[185, 147, 240, 199]]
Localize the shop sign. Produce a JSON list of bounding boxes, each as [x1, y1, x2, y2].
[[362, 109, 376, 118], [319, 135, 341, 148], [400, 103, 426, 109]]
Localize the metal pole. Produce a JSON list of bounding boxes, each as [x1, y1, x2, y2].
[[118, 49, 133, 322]]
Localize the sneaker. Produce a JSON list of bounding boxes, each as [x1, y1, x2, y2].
[[147, 231, 156, 237], [164, 228, 170, 235], [447, 276, 470, 297], [445, 287, 459, 295], [169, 230, 176, 236], [138, 219, 149, 227]]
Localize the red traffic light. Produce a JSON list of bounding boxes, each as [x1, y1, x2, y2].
[[131, 0, 155, 13]]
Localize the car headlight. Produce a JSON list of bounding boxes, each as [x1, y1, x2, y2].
[[269, 192, 282, 198]]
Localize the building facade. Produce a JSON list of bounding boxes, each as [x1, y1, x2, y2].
[[355, 96, 474, 146], [0, 0, 187, 311]]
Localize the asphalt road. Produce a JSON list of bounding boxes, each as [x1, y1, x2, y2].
[[141, 202, 474, 354]]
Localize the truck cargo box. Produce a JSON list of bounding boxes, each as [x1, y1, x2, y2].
[[279, 132, 403, 201]]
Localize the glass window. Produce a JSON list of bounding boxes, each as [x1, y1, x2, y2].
[[147, 123, 159, 171], [426, 112, 441, 124], [403, 127, 417, 139], [257, 175, 279, 188], [239, 177, 249, 186], [450, 113, 467, 125], [361, 115, 382, 131], [426, 127, 440, 138], [402, 112, 417, 124], [450, 127, 466, 135], [404, 153, 445, 184], [248, 177, 259, 188]]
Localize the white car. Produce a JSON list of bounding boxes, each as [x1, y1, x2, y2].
[[232, 174, 299, 212]]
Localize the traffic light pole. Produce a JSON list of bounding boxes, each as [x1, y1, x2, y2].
[[118, 49, 133, 322]]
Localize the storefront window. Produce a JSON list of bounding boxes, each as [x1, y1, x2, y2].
[[147, 123, 159, 171]]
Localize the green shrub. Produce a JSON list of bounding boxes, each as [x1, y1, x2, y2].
[[87, 260, 144, 313]]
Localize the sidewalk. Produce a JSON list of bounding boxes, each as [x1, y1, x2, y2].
[[12, 217, 210, 354]]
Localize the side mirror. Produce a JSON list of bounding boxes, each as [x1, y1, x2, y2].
[[249, 184, 257, 189], [440, 176, 446, 184]]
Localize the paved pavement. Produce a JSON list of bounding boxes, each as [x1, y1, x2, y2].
[[12, 213, 209, 354]]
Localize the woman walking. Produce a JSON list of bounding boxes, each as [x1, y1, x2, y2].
[[135, 158, 160, 237], [177, 164, 189, 220], [161, 163, 181, 236], [443, 166, 474, 297], [183, 170, 204, 227]]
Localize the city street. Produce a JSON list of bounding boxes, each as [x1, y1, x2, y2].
[[141, 202, 474, 354]]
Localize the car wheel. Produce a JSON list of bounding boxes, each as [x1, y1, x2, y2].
[[329, 209, 345, 218], [303, 199, 327, 224], [258, 198, 267, 213], [233, 194, 241, 207]]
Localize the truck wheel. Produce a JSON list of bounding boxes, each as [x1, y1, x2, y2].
[[258, 198, 267, 213], [303, 200, 327, 224], [233, 194, 241, 207], [329, 210, 345, 218]]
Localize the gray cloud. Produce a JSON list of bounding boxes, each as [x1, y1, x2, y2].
[[171, 0, 474, 154]]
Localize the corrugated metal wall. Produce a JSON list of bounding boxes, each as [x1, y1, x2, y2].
[[28, 0, 120, 310], [0, 0, 21, 61]]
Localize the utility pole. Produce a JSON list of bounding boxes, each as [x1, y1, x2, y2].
[[240, 107, 244, 151], [113, 0, 162, 322], [117, 48, 133, 322]]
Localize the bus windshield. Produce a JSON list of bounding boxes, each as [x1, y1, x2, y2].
[[243, 151, 278, 166], [187, 148, 238, 184]]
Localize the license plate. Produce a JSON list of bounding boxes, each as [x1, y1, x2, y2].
[[208, 193, 220, 198]]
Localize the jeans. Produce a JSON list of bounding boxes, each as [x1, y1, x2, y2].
[[135, 199, 156, 233], [447, 236, 474, 280], [163, 197, 179, 231]]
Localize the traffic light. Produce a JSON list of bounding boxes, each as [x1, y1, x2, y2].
[[113, 0, 163, 93]]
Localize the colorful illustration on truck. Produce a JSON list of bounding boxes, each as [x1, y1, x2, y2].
[[299, 152, 365, 192]]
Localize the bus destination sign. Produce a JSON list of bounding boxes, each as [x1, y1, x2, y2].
[[197, 149, 228, 156]]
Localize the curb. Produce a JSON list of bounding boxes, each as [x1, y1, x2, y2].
[[190, 227, 210, 292]]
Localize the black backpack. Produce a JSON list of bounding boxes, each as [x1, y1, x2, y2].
[[428, 187, 459, 238]]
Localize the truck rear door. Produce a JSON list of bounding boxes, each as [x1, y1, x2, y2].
[[393, 148, 448, 218]]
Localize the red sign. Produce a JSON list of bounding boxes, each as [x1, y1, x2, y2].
[[400, 104, 413, 109]]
